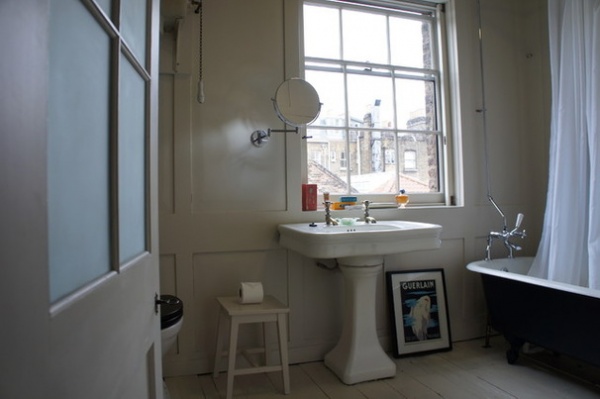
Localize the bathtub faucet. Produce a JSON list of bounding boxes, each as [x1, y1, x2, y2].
[[485, 213, 526, 260]]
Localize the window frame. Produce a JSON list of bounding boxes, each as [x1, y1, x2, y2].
[[301, 0, 454, 206]]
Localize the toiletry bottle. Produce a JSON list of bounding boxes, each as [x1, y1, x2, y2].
[[395, 189, 409, 208]]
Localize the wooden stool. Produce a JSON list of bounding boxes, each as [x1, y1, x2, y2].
[[213, 295, 290, 399]]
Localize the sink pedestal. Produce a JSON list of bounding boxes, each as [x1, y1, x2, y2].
[[324, 256, 396, 385]]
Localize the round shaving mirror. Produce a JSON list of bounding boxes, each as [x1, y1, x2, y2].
[[272, 78, 321, 127]]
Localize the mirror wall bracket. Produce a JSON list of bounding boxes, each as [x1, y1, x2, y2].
[[250, 130, 269, 147]]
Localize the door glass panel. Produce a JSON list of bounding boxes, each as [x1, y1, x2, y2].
[[48, 0, 111, 302], [119, 55, 147, 263], [95, 0, 112, 19], [121, 0, 148, 64]]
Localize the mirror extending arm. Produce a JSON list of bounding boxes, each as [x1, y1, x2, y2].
[[250, 78, 319, 147], [250, 128, 312, 147], [268, 127, 312, 141], [268, 127, 298, 134]]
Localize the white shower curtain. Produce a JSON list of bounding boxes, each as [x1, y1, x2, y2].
[[529, 0, 600, 288]]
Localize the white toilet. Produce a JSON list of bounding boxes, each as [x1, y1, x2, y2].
[[159, 294, 184, 355], [159, 295, 183, 399]]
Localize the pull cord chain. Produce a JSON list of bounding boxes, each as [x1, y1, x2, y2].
[[477, 0, 506, 230], [476, 0, 491, 200], [195, 1, 205, 103]]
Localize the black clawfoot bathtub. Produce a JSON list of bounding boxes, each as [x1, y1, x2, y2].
[[467, 257, 600, 366]]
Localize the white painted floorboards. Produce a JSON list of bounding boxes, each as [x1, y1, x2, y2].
[[164, 336, 600, 399]]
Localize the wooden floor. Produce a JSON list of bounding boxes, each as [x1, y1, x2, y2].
[[164, 336, 600, 399]]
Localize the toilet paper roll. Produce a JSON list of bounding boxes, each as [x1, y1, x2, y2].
[[239, 282, 264, 304]]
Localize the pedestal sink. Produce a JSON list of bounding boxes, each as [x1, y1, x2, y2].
[[278, 220, 442, 385]]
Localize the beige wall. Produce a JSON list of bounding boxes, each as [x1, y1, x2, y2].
[[158, 0, 550, 376]]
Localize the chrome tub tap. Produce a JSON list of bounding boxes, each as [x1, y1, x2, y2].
[[486, 213, 526, 260]]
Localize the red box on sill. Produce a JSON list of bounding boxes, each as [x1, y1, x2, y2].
[[302, 184, 318, 211]]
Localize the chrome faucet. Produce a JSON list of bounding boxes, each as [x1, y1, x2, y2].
[[324, 201, 338, 226], [485, 213, 526, 260], [363, 200, 376, 224]]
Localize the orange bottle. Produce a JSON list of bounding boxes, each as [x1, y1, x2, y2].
[[395, 189, 409, 208]]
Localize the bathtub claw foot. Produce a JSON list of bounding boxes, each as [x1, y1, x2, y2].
[[504, 335, 524, 365], [506, 348, 519, 364]]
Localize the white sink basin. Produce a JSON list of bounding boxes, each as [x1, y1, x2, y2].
[[278, 219, 442, 384], [278, 220, 442, 259]]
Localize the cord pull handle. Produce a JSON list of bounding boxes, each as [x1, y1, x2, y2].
[[197, 80, 205, 104]]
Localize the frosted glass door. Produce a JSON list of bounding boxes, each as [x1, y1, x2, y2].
[[48, 0, 111, 302], [49, 0, 151, 302]]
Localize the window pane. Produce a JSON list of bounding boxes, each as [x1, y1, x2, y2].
[[395, 78, 436, 130], [398, 133, 439, 192], [304, 4, 340, 59], [307, 129, 351, 194], [347, 74, 394, 129], [342, 9, 388, 64], [306, 69, 345, 127], [390, 17, 432, 68], [351, 131, 397, 193]]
